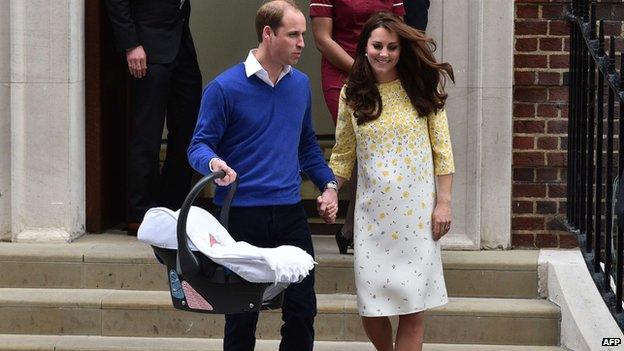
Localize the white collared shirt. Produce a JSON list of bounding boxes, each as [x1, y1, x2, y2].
[[244, 49, 292, 87]]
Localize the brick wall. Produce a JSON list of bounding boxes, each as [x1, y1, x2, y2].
[[512, 0, 624, 248], [514, 0, 571, 248]]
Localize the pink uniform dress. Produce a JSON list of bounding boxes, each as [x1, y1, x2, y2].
[[309, 0, 405, 123]]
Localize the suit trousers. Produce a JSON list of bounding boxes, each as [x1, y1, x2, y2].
[[127, 41, 202, 223], [222, 203, 316, 351]]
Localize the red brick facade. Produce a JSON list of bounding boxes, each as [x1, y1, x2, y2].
[[512, 1, 623, 248], [513, 0, 572, 248]]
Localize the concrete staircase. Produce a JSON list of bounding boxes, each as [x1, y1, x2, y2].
[[0, 234, 565, 350]]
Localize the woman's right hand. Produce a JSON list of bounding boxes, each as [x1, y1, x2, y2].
[[431, 201, 451, 241]]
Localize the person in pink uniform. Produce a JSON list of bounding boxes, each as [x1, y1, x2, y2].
[[310, 0, 405, 253], [310, 0, 405, 122]]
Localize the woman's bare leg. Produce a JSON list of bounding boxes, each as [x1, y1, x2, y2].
[[395, 312, 425, 351], [361, 316, 394, 351]]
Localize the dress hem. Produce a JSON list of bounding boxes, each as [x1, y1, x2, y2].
[[357, 298, 449, 318]]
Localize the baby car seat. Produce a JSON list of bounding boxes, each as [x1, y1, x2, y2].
[[152, 171, 284, 314]]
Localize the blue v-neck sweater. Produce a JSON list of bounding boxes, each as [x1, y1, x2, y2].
[[188, 63, 335, 207]]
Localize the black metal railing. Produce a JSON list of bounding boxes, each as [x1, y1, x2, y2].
[[567, 0, 624, 329]]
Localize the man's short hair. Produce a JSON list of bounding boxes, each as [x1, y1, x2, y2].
[[255, 0, 301, 42]]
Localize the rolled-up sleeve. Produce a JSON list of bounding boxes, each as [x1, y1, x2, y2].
[[329, 89, 357, 179], [309, 0, 334, 18], [393, 0, 406, 16], [427, 109, 455, 176]]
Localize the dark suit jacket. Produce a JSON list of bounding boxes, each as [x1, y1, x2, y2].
[[105, 0, 197, 64], [404, 0, 430, 31]]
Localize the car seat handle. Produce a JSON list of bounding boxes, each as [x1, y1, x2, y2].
[[176, 170, 239, 278]]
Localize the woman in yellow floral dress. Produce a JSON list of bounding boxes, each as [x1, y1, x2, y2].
[[328, 12, 455, 351]]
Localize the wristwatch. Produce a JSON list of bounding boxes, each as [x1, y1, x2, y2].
[[324, 180, 338, 193]]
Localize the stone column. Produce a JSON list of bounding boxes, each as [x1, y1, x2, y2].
[[427, 0, 513, 249], [9, 0, 85, 242], [479, 0, 514, 249], [1, 0, 11, 241]]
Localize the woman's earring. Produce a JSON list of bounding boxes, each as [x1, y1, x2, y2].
[[364, 53, 368, 57]]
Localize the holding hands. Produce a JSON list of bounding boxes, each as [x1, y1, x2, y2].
[[209, 157, 338, 223], [317, 186, 338, 224]]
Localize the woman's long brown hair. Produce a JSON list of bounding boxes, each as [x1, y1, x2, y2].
[[345, 12, 454, 125]]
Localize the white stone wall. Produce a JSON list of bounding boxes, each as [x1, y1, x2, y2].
[[5, 0, 85, 242], [0, 0, 11, 241]]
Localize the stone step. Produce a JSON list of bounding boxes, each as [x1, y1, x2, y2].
[[0, 234, 539, 298], [0, 289, 560, 345], [308, 222, 343, 236], [0, 334, 566, 351]]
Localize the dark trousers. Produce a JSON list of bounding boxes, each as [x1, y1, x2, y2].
[[127, 41, 202, 222], [404, 0, 430, 31], [222, 203, 316, 351]]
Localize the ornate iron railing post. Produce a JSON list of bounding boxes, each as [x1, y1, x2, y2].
[[578, 1, 587, 234], [568, 0, 578, 225], [605, 37, 616, 300], [585, 2, 597, 255], [594, 21, 605, 277], [617, 52, 624, 316]]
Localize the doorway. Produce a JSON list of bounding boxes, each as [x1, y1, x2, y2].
[[85, 0, 129, 233]]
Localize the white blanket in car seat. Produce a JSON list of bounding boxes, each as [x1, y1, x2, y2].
[[137, 206, 316, 285]]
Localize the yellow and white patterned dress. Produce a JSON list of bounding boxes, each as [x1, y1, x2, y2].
[[329, 79, 454, 317]]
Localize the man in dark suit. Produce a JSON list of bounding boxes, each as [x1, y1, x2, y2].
[[105, 0, 202, 232], [404, 0, 430, 31]]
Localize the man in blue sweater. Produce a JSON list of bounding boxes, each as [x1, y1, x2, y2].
[[187, 1, 338, 350]]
